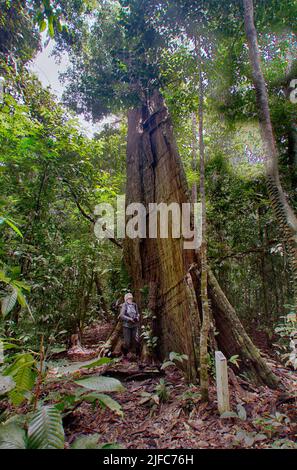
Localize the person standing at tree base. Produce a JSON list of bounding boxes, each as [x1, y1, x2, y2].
[[119, 293, 141, 361]]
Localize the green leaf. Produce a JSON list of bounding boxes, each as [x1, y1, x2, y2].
[[229, 355, 241, 368], [71, 433, 101, 449], [0, 270, 10, 284], [75, 375, 125, 393], [16, 288, 26, 308], [56, 20, 63, 33], [0, 423, 26, 449], [39, 19, 47, 32], [4, 353, 36, 405], [8, 366, 36, 405], [8, 389, 28, 407], [4, 353, 35, 376], [1, 288, 18, 316], [47, 17, 55, 38], [55, 357, 111, 376], [272, 439, 297, 449], [48, 346, 67, 355], [79, 357, 112, 369], [100, 442, 123, 449], [27, 406, 64, 449], [83, 393, 123, 417], [2, 342, 21, 351], [54, 394, 77, 412], [12, 280, 30, 292], [2, 218, 23, 238]]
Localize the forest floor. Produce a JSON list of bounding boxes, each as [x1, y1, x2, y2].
[[60, 358, 296, 449], [54, 322, 297, 449], [3, 322, 296, 449]]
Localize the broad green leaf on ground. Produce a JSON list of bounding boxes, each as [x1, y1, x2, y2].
[[80, 357, 112, 369], [100, 443, 123, 449], [82, 392, 123, 416], [0, 423, 26, 449], [75, 375, 125, 393], [53, 357, 111, 376], [71, 433, 101, 449]]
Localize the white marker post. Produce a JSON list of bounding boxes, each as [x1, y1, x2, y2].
[[215, 351, 230, 414]]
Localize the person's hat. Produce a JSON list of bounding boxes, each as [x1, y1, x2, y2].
[[124, 293, 133, 302]]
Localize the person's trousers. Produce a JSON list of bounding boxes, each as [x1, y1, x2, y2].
[[122, 326, 140, 355]]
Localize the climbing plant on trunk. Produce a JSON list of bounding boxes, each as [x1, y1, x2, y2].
[[243, 0, 297, 309]]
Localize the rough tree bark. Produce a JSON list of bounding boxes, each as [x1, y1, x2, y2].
[[122, 89, 278, 388], [243, 0, 297, 308]]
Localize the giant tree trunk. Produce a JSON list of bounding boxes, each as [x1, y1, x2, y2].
[[123, 89, 278, 388], [243, 0, 297, 307]]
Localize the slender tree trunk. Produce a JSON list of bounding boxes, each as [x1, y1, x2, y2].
[[195, 36, 210, 401], [191, 112, 198, 203], [94, 272, 110, 318], [243, 0, 297, 309], [78, 268, 94, 339]]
